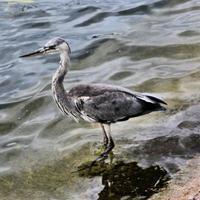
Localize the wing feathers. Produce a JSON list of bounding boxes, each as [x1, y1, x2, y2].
[[136, 94, 167, 105], [69, 84, 167, 123]]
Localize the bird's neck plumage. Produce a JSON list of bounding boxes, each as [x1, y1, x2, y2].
[[52, 50, 70, 102], [51, 50, 80, 122]]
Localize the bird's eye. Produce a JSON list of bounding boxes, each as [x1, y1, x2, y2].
[[44, 45, 56, 50], [48, 45, 56, 50]]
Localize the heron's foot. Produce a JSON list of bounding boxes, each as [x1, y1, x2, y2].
[[90, 139, 115, 169], [72, 151, 109, 174], [73, 152, 115, 174], [73, 138, 115, 173], [94, 140, 112, 156], [89, 152, 108, 170], [93, 144, 106, 156]]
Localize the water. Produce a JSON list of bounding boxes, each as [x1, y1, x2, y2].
[[0, 0, 200, 199]]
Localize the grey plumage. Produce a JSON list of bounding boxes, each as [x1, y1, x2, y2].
[[68, 83, 166, 124], [20, 37, 167, 164]]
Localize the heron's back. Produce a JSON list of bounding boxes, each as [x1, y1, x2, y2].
[[67, 84, 166, 124]]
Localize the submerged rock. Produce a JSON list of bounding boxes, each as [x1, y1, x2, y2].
[[150, 156, 200, 200], [177, 120, 200, 130]]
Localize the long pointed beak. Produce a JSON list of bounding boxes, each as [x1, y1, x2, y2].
[[20, 47, 45, 58]]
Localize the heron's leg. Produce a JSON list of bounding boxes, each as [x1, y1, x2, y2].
[[100, 123, 108, 148], [91, 124, 115, 167], [102, 124, 115, 157]]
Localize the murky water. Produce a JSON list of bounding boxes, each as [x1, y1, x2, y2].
[[0, 0, 200, 199]]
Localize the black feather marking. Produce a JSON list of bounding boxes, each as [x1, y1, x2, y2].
[[146, 95, 167, 105], [74, 99, 84, 113]]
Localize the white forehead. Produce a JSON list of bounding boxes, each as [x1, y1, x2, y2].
[[45, 37, 66, 47]]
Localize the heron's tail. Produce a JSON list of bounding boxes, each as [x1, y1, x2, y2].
[[137, 94, 167, 113], [147, 95, 167, 111]]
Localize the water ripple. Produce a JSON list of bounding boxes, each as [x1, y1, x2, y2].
[[0, 0, 200, 199]]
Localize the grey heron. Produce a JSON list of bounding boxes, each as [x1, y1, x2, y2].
[[20, 37, 167, 164]]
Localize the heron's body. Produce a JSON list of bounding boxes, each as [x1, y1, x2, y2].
[[21, 37, 167, 164], [56, 82, 166, 124]]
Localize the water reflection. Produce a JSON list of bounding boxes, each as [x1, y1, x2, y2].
[[0, 0, 200, 199], [78, 161, 169, 200]]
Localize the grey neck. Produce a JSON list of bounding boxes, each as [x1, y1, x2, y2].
[[52, 50, 70, 100], [52, 51, 70, 83], [51, 48, 79, 122]]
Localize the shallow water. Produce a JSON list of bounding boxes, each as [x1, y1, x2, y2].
[[0, 0, 200, 199]]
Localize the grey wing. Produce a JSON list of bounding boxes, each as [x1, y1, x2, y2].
[[69, 83, 166, 105], [69, 84, 166, 123], [78, 91, 144, 123], [69, 83, 135, 97]]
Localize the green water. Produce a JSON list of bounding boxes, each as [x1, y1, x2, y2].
[[0, 0, 200, 199]]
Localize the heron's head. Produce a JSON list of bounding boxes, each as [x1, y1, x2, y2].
[[20, 37, 71, 58]]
